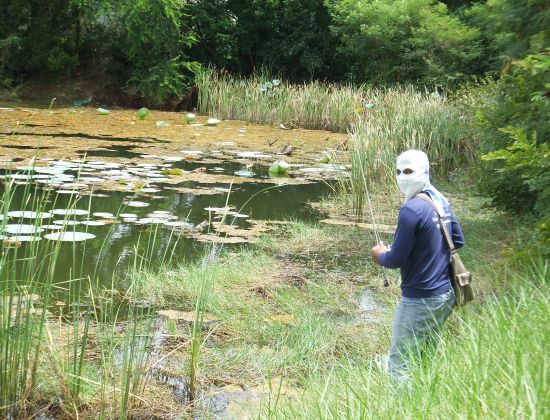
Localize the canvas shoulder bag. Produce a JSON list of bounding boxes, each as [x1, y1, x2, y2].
[[417, 193, 475, 306]]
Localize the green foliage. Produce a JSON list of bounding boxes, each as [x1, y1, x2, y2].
[[118, 0, 199, 105], [472, 52, 549, 215], [0, 0, 81, 78], [464, 0, 550, 70], [189, 0, 336, 80], [482, 129, 549, 216], [328, 0, 482, 86], [0, 0, 199, 106]]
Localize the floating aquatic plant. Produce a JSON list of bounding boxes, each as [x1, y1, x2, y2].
[[80, 220, 107, 226], [5, 236, 42, 242], [44, 232, 96, 242], [52, 209, 89, 216], [206, 118, 220, 126], [161, 168, 184, 176], [97, 108, 110, 115], [268, 160, 291, 175], [8, 211, 53, 219], [92, 212, 115, 219], [4, 224, 44, 235], [126, 201, 149, 208], [184, 113, 197, 124], [53, 220, 80, 226], [41, 224, 63, 230], [136, 107, 151, 120], [234, 170, 255, 177]]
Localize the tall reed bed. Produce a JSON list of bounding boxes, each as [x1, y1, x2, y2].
[[196, 68, 363, 132], [339, 88, 474, 214], [266, 257, 549, 419], [0, 168, 163, 417]]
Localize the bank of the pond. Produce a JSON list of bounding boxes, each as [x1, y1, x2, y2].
[[265, 259, 548, 419], [101, 186, 533, 418], [2, 182, 546, 418]]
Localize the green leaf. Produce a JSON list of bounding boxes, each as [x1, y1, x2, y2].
[[136, 107, 151, 120]]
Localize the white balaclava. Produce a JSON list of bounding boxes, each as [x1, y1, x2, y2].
[[396, 150, 430, 202]]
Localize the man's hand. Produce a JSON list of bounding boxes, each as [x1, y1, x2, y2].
[[371, 242, 388, 265]]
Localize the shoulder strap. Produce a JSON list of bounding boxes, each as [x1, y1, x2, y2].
[[416, 193, 456, 252]]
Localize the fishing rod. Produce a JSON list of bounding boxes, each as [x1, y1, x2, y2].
[[358, 161, 389, 287]]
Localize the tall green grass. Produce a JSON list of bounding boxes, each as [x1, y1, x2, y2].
[[196, 67, 364, 132], [264, 257, 549, 419], [196, 68, 476, 151], [0, 166, 170, 417], [339, 92, 474, 214]]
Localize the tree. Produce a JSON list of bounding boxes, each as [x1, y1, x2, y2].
[[189, 0, 336, 80], [328, 0, 482, 86], [465, 0, 550, 70]]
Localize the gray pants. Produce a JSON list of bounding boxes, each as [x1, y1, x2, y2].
[[388, 289, 455, 387]]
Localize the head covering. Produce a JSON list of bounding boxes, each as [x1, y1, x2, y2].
[[396, 150, 449, 216]]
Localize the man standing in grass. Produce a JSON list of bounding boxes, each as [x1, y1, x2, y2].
[[371, 149, 465, 387]]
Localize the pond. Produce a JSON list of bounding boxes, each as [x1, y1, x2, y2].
[[0, 104, 349, 300]]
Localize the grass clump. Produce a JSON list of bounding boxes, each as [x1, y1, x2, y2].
[[266, 258, 549, 419]]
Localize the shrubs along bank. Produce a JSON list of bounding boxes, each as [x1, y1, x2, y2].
[[1, 0, 547, 105]]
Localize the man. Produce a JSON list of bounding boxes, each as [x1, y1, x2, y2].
[[371, 150, 465, 386]]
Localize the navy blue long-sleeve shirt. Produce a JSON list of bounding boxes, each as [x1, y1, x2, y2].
[[379, 194, 465, 298]]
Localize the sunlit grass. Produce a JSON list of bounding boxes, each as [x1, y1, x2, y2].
[[265, 257, 548, 419], [0, 167, 168, 417]]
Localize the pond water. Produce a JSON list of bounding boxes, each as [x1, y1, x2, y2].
[[0, 104, 349, 301], [1, 171, 330, 290]]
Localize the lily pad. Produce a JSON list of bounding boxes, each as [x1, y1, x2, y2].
[[7, 236, 42, 242], [206, 118, 221, 126], [53, 220, 80, 226], [164, 221, 193, 228], [236, 151, 272, 159], [136, 107, 151, 120], [8, 211, 53, 219], [80, 220, 107, 226], [52, 209, 89, 216], [180, 150, 203, 156], [268, 160, 291, 175], [161, 168, 184, 176], [97, 108, 110, 115], [184, 113, 197, 124], [41, 224, 63, 230], [234, 170, 256, 177], [135, 217, 166, 225], [92, 212, 115, 219], [44, 232, 96, 242], [4, 224, 44, 235], [126, 201, 150, 208]]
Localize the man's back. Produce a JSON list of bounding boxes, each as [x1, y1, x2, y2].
[[379, 195, 464, 298]]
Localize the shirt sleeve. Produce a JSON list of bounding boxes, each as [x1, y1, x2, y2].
[[450, 211, 465, 249], [378, 206, 419, 269]]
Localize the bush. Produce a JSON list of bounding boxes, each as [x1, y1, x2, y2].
[[473, 52, 549, 216], [328, 0, 482, 86], [118, 0, 199, 106]]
